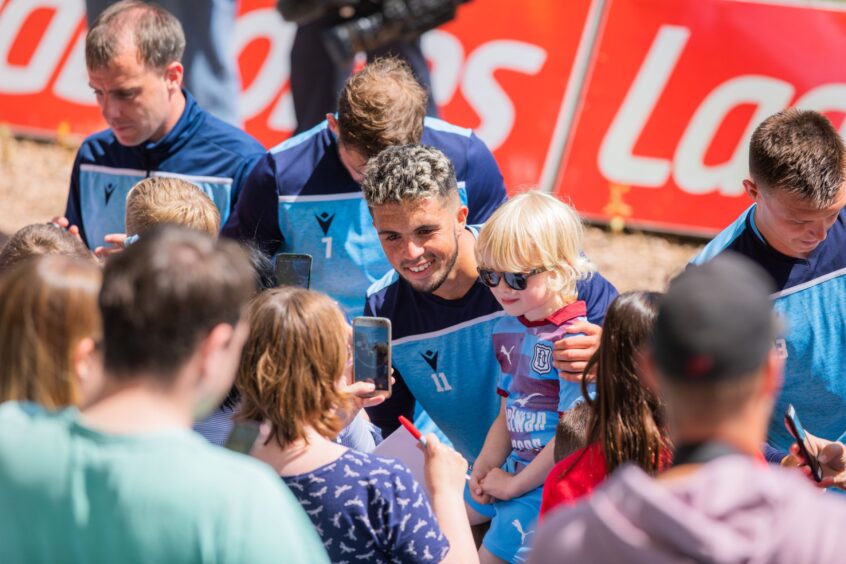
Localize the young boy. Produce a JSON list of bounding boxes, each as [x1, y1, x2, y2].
[[95, 177, 221, 255], [469, 191, 595, 563]]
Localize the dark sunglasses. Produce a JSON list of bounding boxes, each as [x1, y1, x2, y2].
[[477, 267, 546, 291]]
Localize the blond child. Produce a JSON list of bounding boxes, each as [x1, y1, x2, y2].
[[468, 190, 594, 563], [95, 177, 221, 255]]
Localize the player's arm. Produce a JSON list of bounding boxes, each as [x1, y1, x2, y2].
[[464, 132, 507, 224], [221, 153, 285, 256]]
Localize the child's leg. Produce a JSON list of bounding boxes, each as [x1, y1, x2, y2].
[[478, 487, 544, 563], [464, 481, 495, 526]]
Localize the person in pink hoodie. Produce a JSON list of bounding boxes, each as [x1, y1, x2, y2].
[[529, 253, 846, 564]]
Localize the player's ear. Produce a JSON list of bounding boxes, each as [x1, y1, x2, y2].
[[743, 179, 761, 202], [327, 114, 339, 135]]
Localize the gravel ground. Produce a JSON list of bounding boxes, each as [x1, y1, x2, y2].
[[0, 134, 704, 292]]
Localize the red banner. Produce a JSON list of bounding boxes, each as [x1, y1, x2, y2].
[[555, 0, 846, 235], [0, 0, 592, 193]]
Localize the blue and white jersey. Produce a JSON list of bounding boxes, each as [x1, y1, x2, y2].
[[282, 449, 449, 563], [65, 90, 264, 249], [223, 118, 507, 317], [494, 302, 589, 466], [365, 236, 618, 462], [692, 205, 846, 450]]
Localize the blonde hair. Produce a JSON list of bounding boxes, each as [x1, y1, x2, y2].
[[475, 191, 594, 298], [125, 177, 221, 237], [0, 255, 102, 408], [236, 288, 349, 448]]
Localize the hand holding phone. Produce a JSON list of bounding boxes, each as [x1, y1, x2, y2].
[[784, 404, 823, 483], [353, 316, 392, 398]]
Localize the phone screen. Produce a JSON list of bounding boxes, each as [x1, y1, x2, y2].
[[784, 404, 823, 482], [353, 321, 390, 392], [224, 422, 261, 454], [274, 253, 312, 289]]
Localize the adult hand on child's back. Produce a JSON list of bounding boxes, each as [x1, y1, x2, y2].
[[421, 434, 469, 498], [554, 321, 601, 382]]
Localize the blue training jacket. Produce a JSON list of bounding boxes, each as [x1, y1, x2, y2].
[[222, 117, 507, 317], [65, 90, 265, 249], [692, 205, 846, 451]]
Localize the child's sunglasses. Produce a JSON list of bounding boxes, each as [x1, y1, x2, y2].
[[477, 267, 546, 291]]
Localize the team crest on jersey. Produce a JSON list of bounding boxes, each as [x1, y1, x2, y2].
[[421, 350, 439, 371], [104, 182, 117, 205], [315, 212, 336, 235], [531, 344, 553, 373]]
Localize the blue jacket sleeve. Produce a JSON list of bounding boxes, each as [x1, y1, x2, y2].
[[229, 150, 265, 213], [221, 152, 284, 256], [763, 443, 788, 464], [464, 132, 507, 225], [64, 151, 90, 247], [576, 270, 619, 326]]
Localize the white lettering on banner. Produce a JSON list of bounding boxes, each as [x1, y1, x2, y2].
[[674, 76, 794, 196], [458, 41, 546, 151], [421, 30, 464, 106], [54, 29, 94, 105], [598, 25, 690, 188], [0, 0, 85, 94], [234, 8, 296, 126], [598, 24, 846, 197]]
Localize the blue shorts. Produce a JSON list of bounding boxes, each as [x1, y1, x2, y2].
[[465, 457, 543, 563]]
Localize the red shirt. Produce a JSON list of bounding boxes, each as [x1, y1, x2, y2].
[[540, 442, 607, 519]]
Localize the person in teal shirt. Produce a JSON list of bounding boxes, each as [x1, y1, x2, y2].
[[0, 226, 328, 564]]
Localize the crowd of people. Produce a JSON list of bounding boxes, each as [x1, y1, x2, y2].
[[2, 1, 846, 563]]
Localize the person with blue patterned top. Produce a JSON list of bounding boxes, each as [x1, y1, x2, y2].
[[237, 287, 478, 563]]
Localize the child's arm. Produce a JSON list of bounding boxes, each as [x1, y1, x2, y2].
[[479, 438, 555, 501], [468, 397, 511, 504]]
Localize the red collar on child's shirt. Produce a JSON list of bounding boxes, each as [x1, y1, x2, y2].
[[518, 300, 587, 328]]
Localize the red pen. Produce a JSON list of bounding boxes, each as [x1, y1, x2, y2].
[[398, 415, 426, 445]]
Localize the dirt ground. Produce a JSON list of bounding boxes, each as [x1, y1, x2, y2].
[[0, 134, 704, 292]]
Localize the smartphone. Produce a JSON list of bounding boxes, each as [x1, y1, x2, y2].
[[352, 316, 392, 398], [224, 421, 261, 455], [274, 253, 312, 289], [784, 404, 823, 482]]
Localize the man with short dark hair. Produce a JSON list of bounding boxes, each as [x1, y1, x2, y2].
[[361, 144, 617, 461], [531, 254, 846, 564], [60, 0, 264, 251], [224, 57, 507, 317], [0, 226, 327, 563], [691, 108, 846, 456]]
